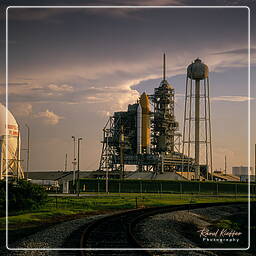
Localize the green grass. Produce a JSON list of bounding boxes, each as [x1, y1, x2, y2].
[[1, 193, 251, 232], [0, 209, 78, 230]]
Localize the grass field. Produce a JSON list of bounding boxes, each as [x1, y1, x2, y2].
[[1, 192, 252, 232]]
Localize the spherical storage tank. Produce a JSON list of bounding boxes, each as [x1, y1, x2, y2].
[[0, 103, 23, 179], [0, 103, 19, 137], [187, 58, 208, 80]]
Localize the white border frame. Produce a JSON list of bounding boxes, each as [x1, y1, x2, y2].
[[5, 5, 251, 252]]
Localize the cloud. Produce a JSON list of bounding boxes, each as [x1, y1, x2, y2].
[[48, 84, 73, 92], [211, 96, 254, 102], [4, 1, 183, 22], [212, 48, 256, 56], [97, 110, 111, 117], [10, 102, 32, 117], [83, 78, 142, 111], [0, 82, 29, 86], [34, 109, 63, 125], [5, 8, 79, 22]]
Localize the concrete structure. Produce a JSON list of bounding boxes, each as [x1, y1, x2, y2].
[[232, 166, 253, 177], [212, 171, 240, 182], [240, 175, 255, 182], [28, 170, 93, 193], [126, 170, 186, 181], [0, 103, 24, 180], [30, 179, 59, 190]]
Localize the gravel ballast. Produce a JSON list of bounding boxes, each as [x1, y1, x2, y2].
[[135, 204, 249, 256], [1, 214, 109, 256]]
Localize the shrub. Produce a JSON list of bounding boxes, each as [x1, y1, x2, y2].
[[216, 219, 240, 230], [0, 180, 47, 215]]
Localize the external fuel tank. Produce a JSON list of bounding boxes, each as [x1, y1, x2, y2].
[[140, 92, 150, 153]]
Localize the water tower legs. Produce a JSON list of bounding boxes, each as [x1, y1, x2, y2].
[[195, 79, 200, 179]]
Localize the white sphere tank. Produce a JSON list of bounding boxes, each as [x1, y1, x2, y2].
[[0, 103, 23, 179], [0, 103, 19, 137]]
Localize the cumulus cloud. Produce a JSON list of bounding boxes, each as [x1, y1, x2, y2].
[[34, 109, 63, 125]]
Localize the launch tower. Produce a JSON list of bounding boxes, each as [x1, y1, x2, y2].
[[152, 54, 179, 154], [99, 55, 196, 178]]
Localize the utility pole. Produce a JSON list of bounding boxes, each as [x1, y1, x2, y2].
[[64, 153, 67, 172], [77, 137, 82, 196], [224, 155, 227, 175], [254, 144, 256, 185], [25, 124, 30, 180]]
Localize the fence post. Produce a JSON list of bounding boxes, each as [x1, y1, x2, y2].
[[199, 182, 201, 194], [216, 183, 218, 195], [180, 182, 182, 199], [235, 183, 237, 199]]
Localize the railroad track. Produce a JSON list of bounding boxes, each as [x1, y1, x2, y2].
[[60, 202, 247, 256]]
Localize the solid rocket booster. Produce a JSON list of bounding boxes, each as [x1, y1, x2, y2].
[[140, 92, 150, 154], [136, 103, 142, 154]]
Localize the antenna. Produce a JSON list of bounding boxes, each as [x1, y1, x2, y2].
[[163, 53, 166, 80]]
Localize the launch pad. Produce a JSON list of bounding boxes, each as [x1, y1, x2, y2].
[[99, 55, 212, 181]]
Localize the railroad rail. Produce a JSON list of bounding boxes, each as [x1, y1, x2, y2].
[[60, 202, 248, 256]]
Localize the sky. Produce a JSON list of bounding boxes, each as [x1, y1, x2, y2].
[[0, 0, 255, 174]]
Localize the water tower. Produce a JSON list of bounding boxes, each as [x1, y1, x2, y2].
[[182, 58, 213, 180]]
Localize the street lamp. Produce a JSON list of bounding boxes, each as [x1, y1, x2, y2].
[[77, 137, 82, 196], [25, 124, 30, 180]]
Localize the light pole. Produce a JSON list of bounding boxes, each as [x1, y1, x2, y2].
[[77, 137, 82, 196], [254, 144, 256, 186], [25, 124, 30, 180], [71, 136, 77, 188], [106, 133, 109, 194]]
